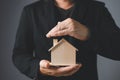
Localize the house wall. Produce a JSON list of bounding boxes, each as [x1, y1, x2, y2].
[[51, 42, 76, 65]]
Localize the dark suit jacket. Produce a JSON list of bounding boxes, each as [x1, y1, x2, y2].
[[12, 0, 120, 80]]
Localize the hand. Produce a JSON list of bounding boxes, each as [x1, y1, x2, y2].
[[46, 18, 89, 41], [39, 60, 82, 77]]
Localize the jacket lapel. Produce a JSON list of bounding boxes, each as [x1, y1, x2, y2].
[[71, 1, 90, 24], [40, 1, 58, 49]]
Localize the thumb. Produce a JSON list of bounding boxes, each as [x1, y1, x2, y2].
[[39, 60, 50, 68]]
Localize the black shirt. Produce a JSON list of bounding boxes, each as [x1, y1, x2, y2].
[[55, 5, 75, 21]]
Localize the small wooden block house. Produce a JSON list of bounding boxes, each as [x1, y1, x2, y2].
[[49, 38, 78, 66]]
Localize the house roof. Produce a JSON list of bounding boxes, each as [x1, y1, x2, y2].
[[49, 38, 78, 51]]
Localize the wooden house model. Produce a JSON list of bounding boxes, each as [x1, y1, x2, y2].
[[49, 38, 78, 66]]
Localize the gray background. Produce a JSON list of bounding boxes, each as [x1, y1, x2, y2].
[[0, 0, 120, 80]]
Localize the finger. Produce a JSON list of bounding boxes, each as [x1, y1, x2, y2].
[[40, 68, 55, 76], [50, 29, 69, 37], [57, 64, 82, 75], [46, 22, 61, 38], [46, 25, 60, 38], [63, 68, 78, 76], [40, 66, 59, 76], [62, 18, 72, 24], [63, 64, 81, 76], [39, 60, 50, 68], [46, 26, 68, 37]]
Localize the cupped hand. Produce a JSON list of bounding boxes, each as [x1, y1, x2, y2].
[[46, 18, 89, 41], [39, 60, 82, 77]]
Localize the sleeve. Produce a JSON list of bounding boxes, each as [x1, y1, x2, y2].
[[97, 5, 120, 60], [12, 7, 40, 79]]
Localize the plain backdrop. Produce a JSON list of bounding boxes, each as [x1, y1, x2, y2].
[[0, 0, 120, 80]]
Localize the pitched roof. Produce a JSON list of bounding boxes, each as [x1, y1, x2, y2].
[[49, 38, 78, 51]]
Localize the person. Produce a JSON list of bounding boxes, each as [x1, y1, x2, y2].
[[12, 0, 120, 80]]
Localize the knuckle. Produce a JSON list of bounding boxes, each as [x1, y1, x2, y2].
[[71, 26, 75, 30], [69, 26, 75, 32], [70, 22, 73, 26], [72, 22, 75, 27], [68, 18, 72, 22], [55, 32, 60, 36]]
